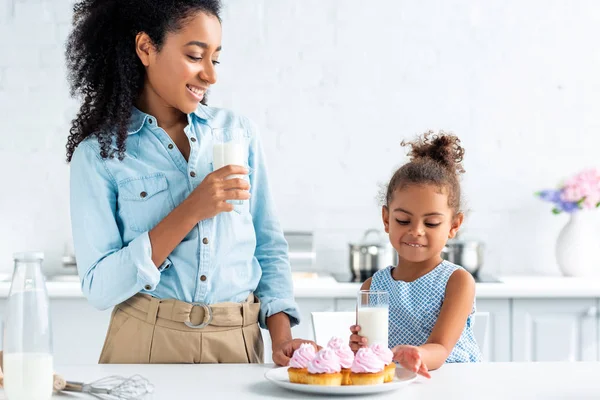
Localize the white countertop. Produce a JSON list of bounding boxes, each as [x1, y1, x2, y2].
[[292, 275, 600, 298], [2, 362, 597, 399], [1, 275, 600, 299]]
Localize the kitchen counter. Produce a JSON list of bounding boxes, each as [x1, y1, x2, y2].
[[4, 362, 598, 399], [292, 275, 600, 298], [1, 275, 600, 298]]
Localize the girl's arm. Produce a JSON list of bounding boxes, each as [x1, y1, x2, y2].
[[394, 269, 475, 376]]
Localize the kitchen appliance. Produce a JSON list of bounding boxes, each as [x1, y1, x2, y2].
[[349, 229, 398, 282], [441, 237, 485, 278]]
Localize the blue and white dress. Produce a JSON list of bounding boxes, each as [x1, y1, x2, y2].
[[370, 260, 482, 362]]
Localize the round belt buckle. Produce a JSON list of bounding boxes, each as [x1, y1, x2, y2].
[[184, 303, 213, 329]]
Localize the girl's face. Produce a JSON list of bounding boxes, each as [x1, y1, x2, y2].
[[136, 11, 222, 114], [382, 184, 463, 265]]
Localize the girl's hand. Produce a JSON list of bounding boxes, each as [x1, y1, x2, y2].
[[392, 345, 431, 378], [186, 165, 250, 221], [349, 325, 368, 353]]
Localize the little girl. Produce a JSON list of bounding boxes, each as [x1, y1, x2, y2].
[[349, 131, 482, 378]]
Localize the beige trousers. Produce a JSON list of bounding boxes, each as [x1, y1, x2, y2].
[[99, 293, 264, 364]]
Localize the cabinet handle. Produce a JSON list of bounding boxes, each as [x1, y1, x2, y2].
[[585, 306, 598, 318]]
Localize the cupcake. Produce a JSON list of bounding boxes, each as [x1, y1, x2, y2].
[[306, 348, 343, 386], [350, 347, 385, 385], [327, 337, 354, 385], [370, 343, 396, 383], [288, 343, 316, 384]]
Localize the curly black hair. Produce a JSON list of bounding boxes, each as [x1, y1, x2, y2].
[[385, 131, 466, 213], [65, 0, 222, 162]]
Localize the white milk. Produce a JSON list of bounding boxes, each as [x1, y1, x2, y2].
[[3, 353, 53, 400], [357, 307, 389, 346], [213, 142, 246, 176]]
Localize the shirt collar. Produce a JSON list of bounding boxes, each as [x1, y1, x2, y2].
[[126, 103, 214, 135]]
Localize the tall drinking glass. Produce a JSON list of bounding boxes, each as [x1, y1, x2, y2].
[[212, 127, 248, 206], [356, 290, 389, 346], [3, 252, 53, 400]]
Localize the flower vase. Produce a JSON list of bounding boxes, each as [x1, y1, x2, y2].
[[555, 210, 600, 277]]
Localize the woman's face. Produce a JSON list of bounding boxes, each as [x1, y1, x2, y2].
[[137, 11, 222, 114]]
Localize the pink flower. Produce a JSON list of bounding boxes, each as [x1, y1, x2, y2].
[[559, 168, 600, 210]]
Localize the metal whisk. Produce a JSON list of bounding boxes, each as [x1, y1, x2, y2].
[[60, 374, 154, 399]]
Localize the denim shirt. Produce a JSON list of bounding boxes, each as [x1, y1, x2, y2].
[[69, 104, 300, 328]]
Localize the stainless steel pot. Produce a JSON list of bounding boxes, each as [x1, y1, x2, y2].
[[441, 239, 485, 276], [349, 229, 398, 282]]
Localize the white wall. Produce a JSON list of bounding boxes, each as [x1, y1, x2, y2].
[[1, 0, 599, 278]]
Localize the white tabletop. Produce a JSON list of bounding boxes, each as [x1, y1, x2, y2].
[[1, 362, 598, 399]]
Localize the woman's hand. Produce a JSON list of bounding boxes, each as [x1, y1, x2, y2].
[[185, 165, 250, 221], [272, 339, 321, 366], [349, 325, 368, 353], [392, 345, 431, 378]]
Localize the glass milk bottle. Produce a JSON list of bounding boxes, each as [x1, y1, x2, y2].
[[3, 252, 53, 400]]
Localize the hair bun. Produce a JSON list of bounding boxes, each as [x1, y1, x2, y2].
[[401, 130, 465, 174]]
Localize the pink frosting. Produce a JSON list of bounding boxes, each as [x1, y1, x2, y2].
[[327, 337, 354, 369], [370, 344, 393, 365], [307, 348, 341, 374], [351, 347, 385, 373], [289, 343, 316, 369]]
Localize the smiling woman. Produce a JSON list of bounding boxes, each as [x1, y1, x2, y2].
[[65, 0, 317, 366]]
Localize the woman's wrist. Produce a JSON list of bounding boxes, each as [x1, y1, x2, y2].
[[267, 312, 293, 347]]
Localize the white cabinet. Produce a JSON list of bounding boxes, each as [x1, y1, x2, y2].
[[335, 299, 357, 312], [293, 299, 336, 341], [262, 298, 335, 363], [512, 299, 598, 362], [476, 299, 511, 362], [49, 299, 112, 365]]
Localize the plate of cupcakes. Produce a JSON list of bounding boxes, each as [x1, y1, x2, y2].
[[264, 337, 417, 395]]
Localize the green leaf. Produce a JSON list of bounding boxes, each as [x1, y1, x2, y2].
[[596, 201, 600, 208], [577, 197, 587, 208], [552, 208, 562, 215]]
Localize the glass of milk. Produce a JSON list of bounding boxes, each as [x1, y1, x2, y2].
[[212, 127, 248, 206], [357, 290, 389, 346], [3, 252, 53, 400]]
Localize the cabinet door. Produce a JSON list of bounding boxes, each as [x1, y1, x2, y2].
[[512, 299, 597, 362], [476, 299, 511, 362], [49, 299, 112, 365]]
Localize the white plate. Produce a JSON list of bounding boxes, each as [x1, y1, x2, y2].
[[264, 366, 417, 395]]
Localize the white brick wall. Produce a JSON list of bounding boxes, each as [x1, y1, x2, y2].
[[1, 0, 599, 278]]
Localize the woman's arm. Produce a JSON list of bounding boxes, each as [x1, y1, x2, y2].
[[244, 119, 305, 364], [70, 142, 165, 310], [71, 142, 249, 310]]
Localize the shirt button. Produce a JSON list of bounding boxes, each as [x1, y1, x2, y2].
[[190, 137, 197, 142], [200, 275, 207, 282], [144, 284, 152, 290], [202, 237, 209, 245], [164, 264, 170, 270], [190, 171, 196, 178], [168, 144, 174, 149], [148, 118, 154, 124], [140, 191, 147, 198]]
